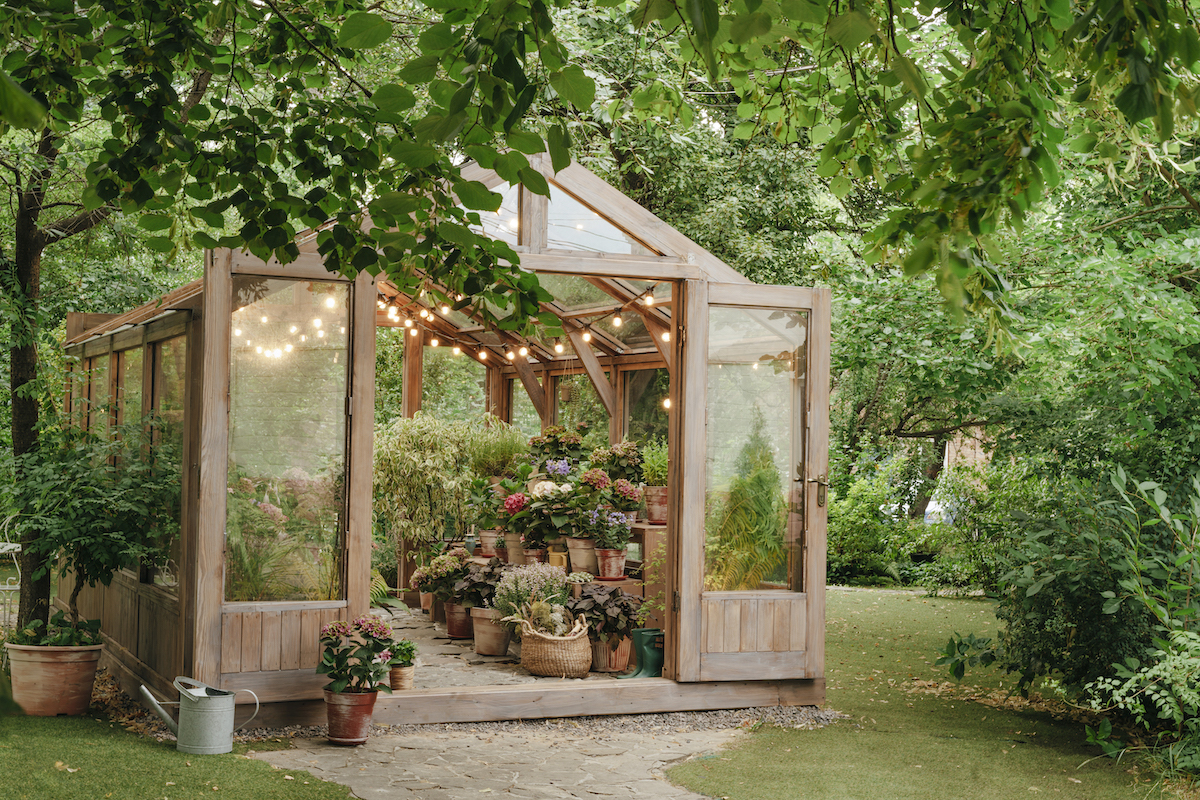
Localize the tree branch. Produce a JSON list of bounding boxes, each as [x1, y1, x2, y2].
[[891, 420, 996, 440], [1088, 204, 1192, 232], [41, 207, 112, 245]]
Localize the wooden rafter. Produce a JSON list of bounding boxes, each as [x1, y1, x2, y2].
[[566, 328, 617, 417]]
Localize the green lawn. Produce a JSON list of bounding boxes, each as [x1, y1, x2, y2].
[[0, 714, 349, 800], [669, 588, 1172, 800]]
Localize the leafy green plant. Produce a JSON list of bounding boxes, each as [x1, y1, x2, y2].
[[8, 609, 101, 647], [492, 562, 570, 632], [389, 638, 417, 668], [316, 616, 396, 694], [588, 441, 641, 483], [452, 557, 505, 609], [568, 584, 643, 648], [466, 416, 528, 478], [640, 437, 668, 486]]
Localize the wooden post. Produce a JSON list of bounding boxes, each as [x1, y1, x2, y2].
[[804, 287, 831, 680], [194, 249, 232, 685], [345, 271, 377, 621], [401, 326, 423, 418]]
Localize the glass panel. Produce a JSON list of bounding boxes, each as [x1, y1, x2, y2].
[[556, 373, 609, 450], [226, 277, 349, 602], [704, 306, 808, 592], [153, 336, 187, 589], [422, 347, 486, 419], [535, 272, 612, 310], [547, 190, 651, 254], [510, 381, 541, 439], [471, 182, 520, 246], [117, 347, 143, 426], [626, 368, 670, 443], [88, 355, 110, 435]]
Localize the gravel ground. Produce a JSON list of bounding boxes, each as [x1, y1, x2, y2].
[[95, 669, 842, 745]]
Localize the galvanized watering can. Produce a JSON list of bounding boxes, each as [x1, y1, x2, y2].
[[140, 677, 259, 755]]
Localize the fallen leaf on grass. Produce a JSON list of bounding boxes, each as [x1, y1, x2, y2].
[[54, 761, 80, 773]]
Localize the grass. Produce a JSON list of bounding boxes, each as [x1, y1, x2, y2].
[[669, 588, 1173, 800], [0, 713, 350, 799]]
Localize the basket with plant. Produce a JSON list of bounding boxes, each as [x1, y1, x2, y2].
[[387, 638, 418, 690]]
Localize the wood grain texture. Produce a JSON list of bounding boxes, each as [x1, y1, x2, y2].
[[722, 599, 741, 654], [64, 280, 203, 346], [637, 310, 674, 375], [514, 252, 700, 281], [708, 283, 814, 309], [240, 611, 262, 673], [699, 651, 809, 681], [178, 312, 202, 681], [675, 278, 707, 682], [196, 249, 232, 685], [346, 270, 377, 622], [260, 610, 282, 672], [220, 612, 242, 674], [662, 280, 682, 681], [565, 329, 615, 416], [519, 182, 547, 253], [229, 249, 350, 281], [401, 325, 424, 418], [805, 286, 831, 680], [300, 610, 320, 670], [510, 354, 547, 421], [280, 611, 302, 671]]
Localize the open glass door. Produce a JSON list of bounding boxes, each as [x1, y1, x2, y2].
[[674, 283, 829, 682]]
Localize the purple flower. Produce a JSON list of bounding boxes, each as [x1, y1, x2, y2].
[[546, 458, 571, 477], [320, 620, 352, 639]]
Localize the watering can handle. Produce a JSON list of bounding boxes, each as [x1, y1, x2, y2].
[[234, 689, 260, 732]]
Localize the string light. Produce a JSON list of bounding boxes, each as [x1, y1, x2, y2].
[[312, 319, 322, 328], [340, 327, 346, 334], [479, 351, 487, 360], [644, 293, 655, 306], [409, 327, 418, 337], [290, 326, 298, 333], [301, 335, 307, 342], [752, 362, 759, 370], [234, 329, 242, 337], [430, 338, 439, 347], [255, 346, 263, 354], [554, 341, 564, 354], [518, 346, 528, 357], [452, 346, 461, 355], [318, 330, 325, 338], [273, 348, 282, 358], [377, 300, 386, 309], [261, 315, 268, 323], [284, 344, 293, 352], [582, 330, 592, 342], [613, 314, 623, 327], [663, 398, 671, 409], [506, 350, 515, 360], [404, 318, 413, 328], [325, 297, 336, 308], [661, 331, 670, 342], [419, 309, 429, 319], [441, 304, 451, 315]]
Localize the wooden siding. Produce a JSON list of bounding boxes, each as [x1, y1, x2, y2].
[[219, 606, 344, 680]]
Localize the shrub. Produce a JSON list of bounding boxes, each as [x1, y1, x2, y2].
[[825, 457, 911, 585]]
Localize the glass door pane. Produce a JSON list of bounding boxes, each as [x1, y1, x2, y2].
[[704, 306, 808, 591]]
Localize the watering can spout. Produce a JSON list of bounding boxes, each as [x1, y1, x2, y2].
[[139, 684, 180, 736]]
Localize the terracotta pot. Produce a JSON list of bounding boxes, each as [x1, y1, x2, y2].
[[565, 537, 598, 574], [324, 689, 378, 746], [470, 607, 512, 656], [494, 544, 509, 563], [4, 642, 103, 716], [478, 529, 500, 557], [643, 485, 668, 525], [431, 598, 446, 624], [419, 591, 434, 612], [388, 665, 414, 691], [504, 533, 527, 564], [444, 602, 474, 639], [591, 637, 633, 673], [523, 548, 548, 564], [595, 548, 627, 580]]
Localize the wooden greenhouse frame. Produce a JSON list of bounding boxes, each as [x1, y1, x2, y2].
[[62, 158, 830, 725]]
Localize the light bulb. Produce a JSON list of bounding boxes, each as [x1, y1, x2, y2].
[[644, 293, 655, 306], [301, 335, 306, 342], [506, 350, 515, 360], [613, 315, 622, 327], [452, 346, 461, 355], [325, 296, 336, 308], [752, 362, 759, 370], [409, 327, 418, 337], [661, 331, 670, 342], [234, 328, 242, 337], [479, 351, 487, 360], [255, 346, 263, 353], [518, 346, 528, 357], [284, 344, 293, 352], [430, 338, 439, 347], [261, 315, 268, 323], [554, 341, 564, 353], [340, 327, 345, 334], [404, 318, 413, 327], [441, 305, 450, 315], [582, 331, 592, 342], [377, 300, 385, 309], [317, 330, 325, 338], [456, 294, 464, 301], [312, 319, 322, 328], [290, 326, 297, 333], [273, 348, 282, 358], [663, 398, 671, 409], [419, 309, 428, 319]]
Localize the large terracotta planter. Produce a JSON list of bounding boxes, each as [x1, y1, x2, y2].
[[470, 607, 512, 656], [523, 548, 548, 564], [4, 642, 103, 716], [595, 548, 627, 580], [503, 533, 527, 564], [565, 537, 598, 574], [591, 637, 633, 673], [431, 598, 446, 624], [444, 602, 474, 639], [478, 529, 500, 558], [388, 665, 414, 691], [419, 591, 434, 612], [323, 689, 378, 746], [643, 486, 668, 524]]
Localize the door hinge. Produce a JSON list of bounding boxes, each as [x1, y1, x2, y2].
[[672, 590, 680, 612]]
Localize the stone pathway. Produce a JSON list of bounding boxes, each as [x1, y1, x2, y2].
[[252, 727, 739, 799]]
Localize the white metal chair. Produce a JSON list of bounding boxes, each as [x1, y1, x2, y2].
[[0, 521, 20, 630]]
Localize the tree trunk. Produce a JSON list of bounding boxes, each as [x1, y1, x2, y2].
[[907, 437, 947, 522]]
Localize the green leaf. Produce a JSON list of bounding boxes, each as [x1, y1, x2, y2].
[[633, 0, 678, 26], [892, 55, 926, 100], [138, 214, 173, 232], [373, 83, 416, 112], [827, 10, 875, 51], [1046, 0, 1073, 30], [337, 13, 393, 50], [685, 0, 720, 78], [145, 236, 174, 254], [1114, 82, 1156, 124], [455, 180, 502, 212], [389, 141, 441, 168], [549, 65, 596, 110], [518, 166, 550, 196], [370, 191, 422, 216], [547, 124, 572, 173], [780, 0, 826, 24], [399, 54, 440, 84], [730, 12, 773, 45], [437, 221, 475, 248], [1068, 132, 1098, 153], [506, 130, 545, 155], [0, 70, 46, 129]]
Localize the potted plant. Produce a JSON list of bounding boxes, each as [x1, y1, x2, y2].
[[422, 548, 473, 636], [591, 509, 634, 580], [565, 467, 613, 574], [387, 638, 418, 691], [528, 422, 592, 467], [640, 437, 668, 524], [610, 478, 643, 515], [500, 599, 591, 678], [467, 477, 505, 558], [454, 558, 511, 656], [466, 417, 527, 479], [2, 419, 181, 716], [588, 441, 642, 484], [569, 584, 644, 673], [492, 561, 571, 636], [316, 616, 396, 745], [497, 463, 534, 564]]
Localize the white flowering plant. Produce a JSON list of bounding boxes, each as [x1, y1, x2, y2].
[[316, 616, 397, 693], [492, 562, 570, 631]]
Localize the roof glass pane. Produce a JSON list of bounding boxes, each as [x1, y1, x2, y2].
[[471, 182, 520, 246], [547, 190, 646, 254]]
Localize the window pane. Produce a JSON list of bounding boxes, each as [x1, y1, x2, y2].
[[88, 356, 110, 435], [557, 373, 609, 450], [153, 336, 187, 589], [118, 347, 143, 426], [226, 277, 349, 602], [705, 307, 807, 591], [471, 182, 520, 246], [421, 347, 486, 420], [547, 190, 650, 254], [626, 368, 669, 443], [510, 381, 541, 439]]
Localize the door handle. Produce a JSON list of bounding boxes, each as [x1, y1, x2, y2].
[[807, 474, 828, 507]]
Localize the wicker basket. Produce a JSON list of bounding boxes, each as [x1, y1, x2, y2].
[[519, 615, 591, 678]]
